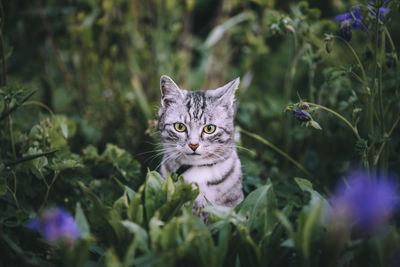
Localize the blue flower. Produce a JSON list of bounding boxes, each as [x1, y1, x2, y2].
[[369, 1, 390, 23], [335, 7, 365, 41], [28, 208, 80, 244], [292, 109, 311, 122], [331, 170, 399, 232]]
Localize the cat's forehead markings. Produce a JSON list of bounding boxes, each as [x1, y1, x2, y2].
[[186, 91, 206, 120]]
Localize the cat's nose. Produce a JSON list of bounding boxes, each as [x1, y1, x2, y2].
[[189, 144, 199, 151]]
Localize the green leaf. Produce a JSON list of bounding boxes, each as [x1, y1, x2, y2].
[[113, 193, 129, 218], [211, 220, 233, 266], [238, 184, 277, 242], [144, 171, 166, 223], [236, 224, 261, 266], [60, 120, 69, 138], [157, 178, 199, 222], [149, 217, 164, 251], [50, 158, 83, 171], [301, 201, 323, 263], [105, 249, 122, 267], [121, 220, 149, 252], [205, 13, 250, 48], [128, 185, 144, 225], [294, 177, 332, 220], [75, 203, 91, 239]]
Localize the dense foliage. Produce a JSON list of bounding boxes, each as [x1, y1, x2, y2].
[[1, 0, 400, 266]]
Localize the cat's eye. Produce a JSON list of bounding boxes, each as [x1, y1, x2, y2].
[[203, 124, 216, 134], [174, 122, 186, 132]]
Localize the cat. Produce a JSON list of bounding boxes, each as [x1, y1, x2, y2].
[[157, 75, 244, 218]]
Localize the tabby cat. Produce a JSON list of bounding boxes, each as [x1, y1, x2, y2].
[[158, 75, 244, 216]]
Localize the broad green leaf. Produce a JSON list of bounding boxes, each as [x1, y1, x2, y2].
[[66, 239, 90, 267], [149, 217, 164, 251], [157, 179, 198, 222], [236, 224, 261, 266], [113, 176, 136, 200], [60, 120, 68, 138], [113, 193, 129, 218], [301, 201, 323, 263], [212, 220, 233, 266], [105, 249, 122, 267], [159, 218, 180, 251], [162, 173, 175, 201], [203, 205, 233, 221], [50, 158, 83, 171], [121, 220, 149, 253], [128, 185, 144, 225], [178, 211, 217, 267], [144, 171, 166, 223], [238, 184, 277, 241], [205, 13, 250, 48], [75, 203, 91, 239], [295, 177, 333, 225]]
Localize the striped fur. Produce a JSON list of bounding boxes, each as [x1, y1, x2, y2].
[[158, 75, 244, 217]]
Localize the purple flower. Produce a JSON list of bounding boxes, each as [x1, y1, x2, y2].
[[369, 1, 390, 23], [28, 208, 80, 244], [331, 171, 399, 232], [335, 7, 365, 41], [292, 109, 311, 122]]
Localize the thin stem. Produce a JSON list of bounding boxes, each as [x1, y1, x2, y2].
[[6, 185, 19, 209], [39, 171, 59, 211], [307, 102, 361, 140], [333, 35, 368, 90], [22, 101, 55, 117], [348, 70, 364, 84], [5, 171, 20, 209], [373, 115, 400, 167], [240, 128, 313, 178], [383, 26, 398, 61]]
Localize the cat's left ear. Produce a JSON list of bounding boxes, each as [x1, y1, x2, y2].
[[214, 77, 240, 108], [160, 75, 186, 107]]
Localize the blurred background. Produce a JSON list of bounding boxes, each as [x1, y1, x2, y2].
[[2, 0, 400, 195]]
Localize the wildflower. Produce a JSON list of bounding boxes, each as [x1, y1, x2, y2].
[[335, 7, 365, 41], [28, 207, 80, 244], [369, 1, 390, 23], [331, 170, 398, 232], [292, 109, 311, 122]]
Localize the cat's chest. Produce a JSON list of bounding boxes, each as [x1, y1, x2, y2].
[[181, 156, 235, 185]]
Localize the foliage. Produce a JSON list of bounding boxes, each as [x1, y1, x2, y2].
[[1, 0, 400, 266]]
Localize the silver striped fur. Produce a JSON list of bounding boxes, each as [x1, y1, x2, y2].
[[157, 75, 244, 217]]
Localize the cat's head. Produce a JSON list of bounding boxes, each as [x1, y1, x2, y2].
[[158, 75, 240, 166]]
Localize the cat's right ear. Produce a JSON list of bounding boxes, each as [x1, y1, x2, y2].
[[160, 75, 185, 107]]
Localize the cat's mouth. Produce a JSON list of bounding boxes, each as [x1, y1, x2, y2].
[[187, 152, 200, 156]]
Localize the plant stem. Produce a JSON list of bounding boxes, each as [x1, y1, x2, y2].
[[22, 101, 55, 117], [240, 128, 313, 178], [306, 103, 360, 140], [373, 115, 400, 167], [39, 171, 59, 211], [333, 36, 368, 90]]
